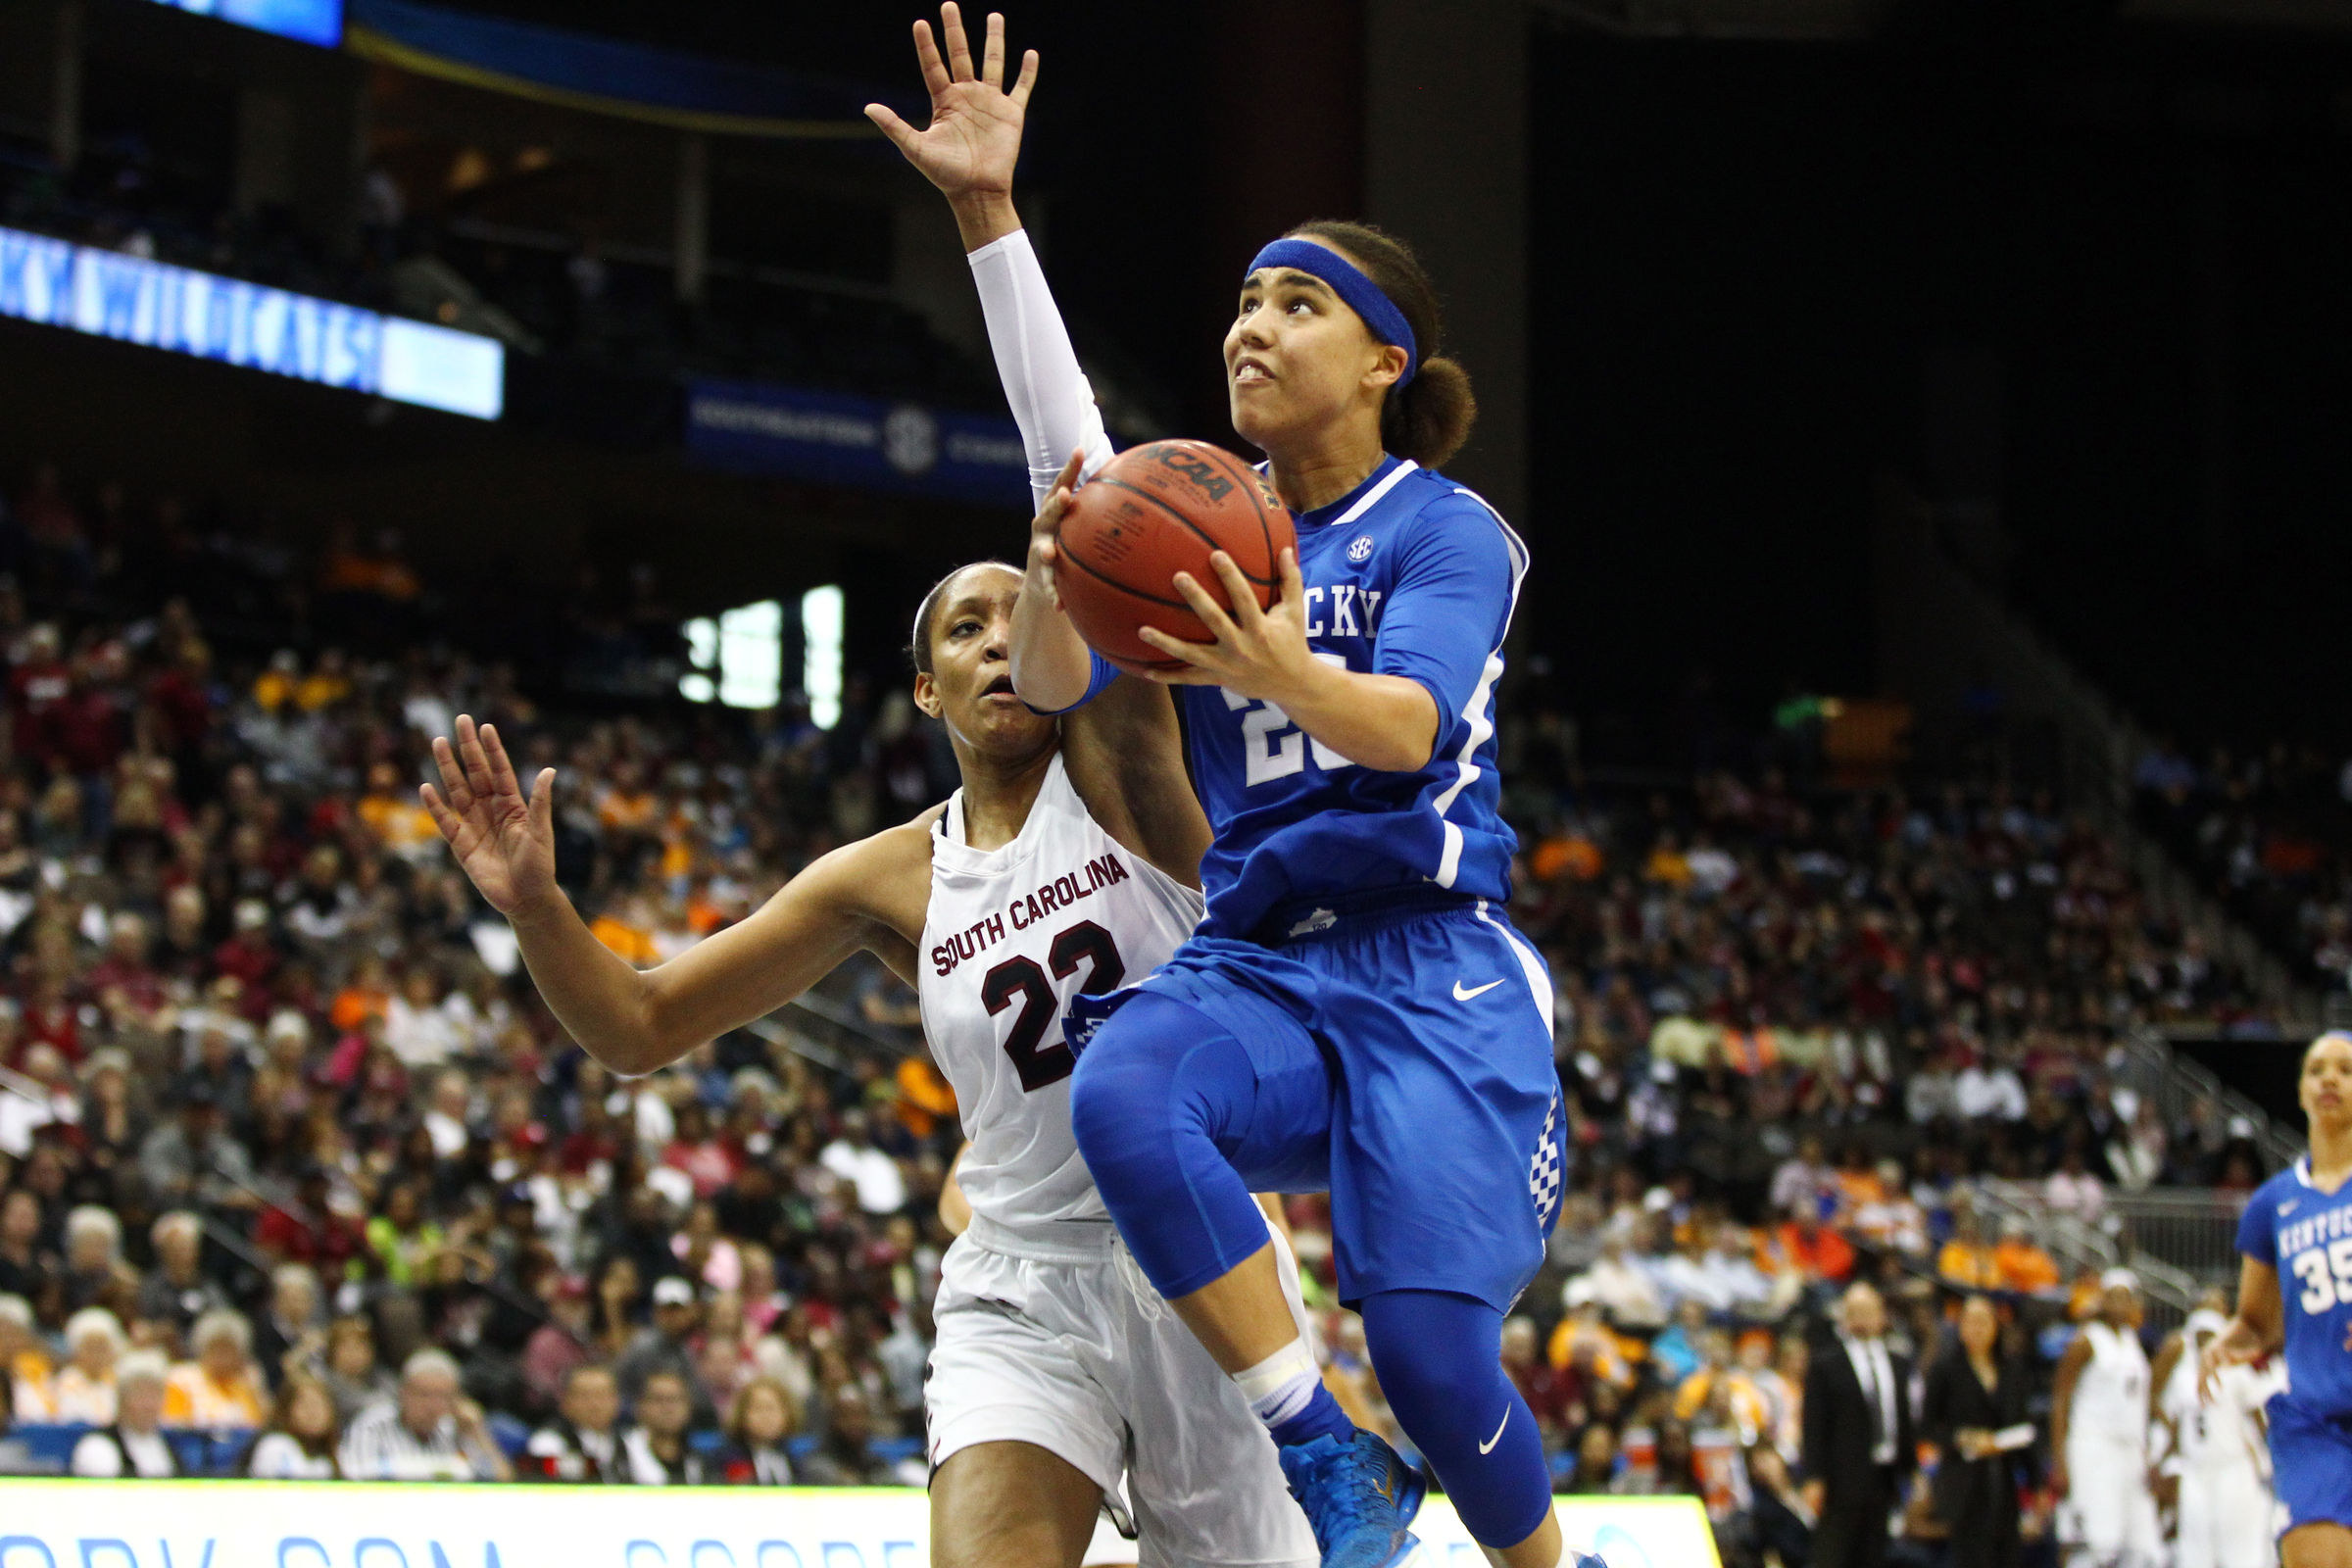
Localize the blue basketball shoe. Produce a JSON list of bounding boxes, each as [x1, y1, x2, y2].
[[1276, 1429, 1427, 1568]]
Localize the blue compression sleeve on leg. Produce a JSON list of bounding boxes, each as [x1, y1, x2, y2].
[[1067, 992, 1291, 1299], [1360, 1290, 1554, 1549]]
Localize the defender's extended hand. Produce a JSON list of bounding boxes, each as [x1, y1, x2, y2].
[[865, 6, 1037, 206], [421, 714, 558, 918]]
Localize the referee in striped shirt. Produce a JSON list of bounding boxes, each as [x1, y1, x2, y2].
[[338, 1348, 513, 1481]]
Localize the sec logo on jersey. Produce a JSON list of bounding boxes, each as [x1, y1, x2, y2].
[[1347, 534, 1375, 563]]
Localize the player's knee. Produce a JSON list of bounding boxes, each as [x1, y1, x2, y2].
[[1068, 998, 1191, 1196], [1067, 1040, 1150, 1196]]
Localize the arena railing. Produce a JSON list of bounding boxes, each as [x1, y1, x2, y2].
[[2115, 1025, 2304, 1174], [1973, 1178, 2202, 1332]]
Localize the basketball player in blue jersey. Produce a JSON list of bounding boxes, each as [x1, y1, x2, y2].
[[2204, 1031, 2352, 1568], [872, 14, 1575, 1568]]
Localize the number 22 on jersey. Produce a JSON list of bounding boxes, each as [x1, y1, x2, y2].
[[981, 919, 1124, 1091]]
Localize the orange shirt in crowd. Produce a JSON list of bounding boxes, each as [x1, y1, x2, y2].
[[893, 1056, 959, 1140], [1547, 1317, 1636, 1390], [163, 1362, 267, 1430], [1936, 1239, 2002, 1290], [1532, 834, 1603, 884], [590, 914, 658, 967], [1994, 1237, 2061, 1295], [330, 982, 391, 1034], [1772, 1221, 1855, 1283]]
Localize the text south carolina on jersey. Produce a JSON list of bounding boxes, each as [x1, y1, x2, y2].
[[929, 852, 1135, 977]]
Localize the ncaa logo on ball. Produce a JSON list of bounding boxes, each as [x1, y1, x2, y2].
[[1347, 535, 1375, 564]]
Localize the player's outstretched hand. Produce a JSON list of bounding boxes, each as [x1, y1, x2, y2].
[[421, 714, 559, 919], [866, 5, 1037, 206], [2195, 1316, 2265, 1403]]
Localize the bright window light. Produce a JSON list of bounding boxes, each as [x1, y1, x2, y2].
[[679, 605, 782, 710], [717, 601, 784, 710], [803, 584, 844, 728]]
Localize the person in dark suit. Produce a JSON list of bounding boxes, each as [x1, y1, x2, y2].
[[1921, 1295, 2030, 1568], [1802, 1281, 1917, 1568]]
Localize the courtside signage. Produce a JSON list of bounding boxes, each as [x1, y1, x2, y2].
[[0, 1481, 1716, 1568], [685, 377, 1031, 509], [0, 226, 503, 419]]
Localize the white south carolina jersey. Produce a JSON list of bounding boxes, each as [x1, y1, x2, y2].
[[919, 750, 1203, 1239], [2164, 1346, 2283, 1481], [2071, 1320, 2153, 1453]]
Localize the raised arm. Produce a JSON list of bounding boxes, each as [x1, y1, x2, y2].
[[422, 716, 923, 1077], [868, 5, 1110, 510]]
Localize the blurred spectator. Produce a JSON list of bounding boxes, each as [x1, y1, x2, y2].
[[819, 1111, 906, 1216], [244, 1372, 343, 1479], [1, 1293, 53, 1417], [1747, 1442, 1816, 1568], [0, 1192, 46, 1299], [524, 1361, 631, 1483], [620, 1368, 710, 1484], [164, 1307, 268, 1430], [1936, 1210, 2001, 1292], [69, 1349, 177, 1478], [253, 1263, 325, 1389], [615, 1276, 714, 1424], [137, 1211, 230, 1342], [1501, 1315, 1578, 1450], [717, 1375, 798, 1485], [799, 1382, 921, 1486], [60, 1205, 129, 1311], [49, 1306, 127, 1423], [338, 1348, 511, 1481], [1991, 1220, 2060, 1297], [318, 1314, 396, 1426], [138, 1085, 256, 1214], [1560, 1422, 1621, 1494]]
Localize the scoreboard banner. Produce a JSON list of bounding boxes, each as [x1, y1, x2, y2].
[[0, 1481, 1719, 1568], [0, 226, 504, 420]]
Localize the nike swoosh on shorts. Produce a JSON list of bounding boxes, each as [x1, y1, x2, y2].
[[1478, 1405, 1510, 1454], [1453, 978, 1504, 1002]]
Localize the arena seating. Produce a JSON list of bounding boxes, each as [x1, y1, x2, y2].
[[0, 457, 2288, 1556]]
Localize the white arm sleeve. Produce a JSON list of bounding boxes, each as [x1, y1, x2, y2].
[[967, 229, 1116, 511]]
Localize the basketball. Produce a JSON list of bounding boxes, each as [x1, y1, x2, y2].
[[1055, 439, 1297, 674]]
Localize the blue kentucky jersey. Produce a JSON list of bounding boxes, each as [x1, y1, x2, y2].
[[1167, 454, 1529, 938], [2239, 1158, 2352, 1417]]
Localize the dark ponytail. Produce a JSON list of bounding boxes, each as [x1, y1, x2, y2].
[[1286, 219, 1478, 470]]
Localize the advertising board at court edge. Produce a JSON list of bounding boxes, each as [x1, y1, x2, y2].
[[0, 1483, 1719, 1568]]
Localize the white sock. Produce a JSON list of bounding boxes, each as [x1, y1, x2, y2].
[[1232, 1339, 1321, 1430]]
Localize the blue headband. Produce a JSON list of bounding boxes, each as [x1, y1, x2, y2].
[[1245, 237, 1418, 386]]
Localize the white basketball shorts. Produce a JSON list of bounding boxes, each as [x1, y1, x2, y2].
[[925, 1215, 1318, 1568]]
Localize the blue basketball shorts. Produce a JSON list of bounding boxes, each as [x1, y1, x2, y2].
[[1123, 890, 1564, 1312], [2268, 1392, 2352, 1537]]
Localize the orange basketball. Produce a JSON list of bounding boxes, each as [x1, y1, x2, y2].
[[1054, 439, 1296, 675]]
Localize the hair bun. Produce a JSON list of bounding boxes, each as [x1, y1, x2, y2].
[[1391, 355, 1476, 470]]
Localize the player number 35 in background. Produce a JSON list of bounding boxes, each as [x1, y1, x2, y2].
[[2287, 1239, 2352, 1312]]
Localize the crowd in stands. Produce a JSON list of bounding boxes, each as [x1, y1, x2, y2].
[[0, 458, 2280, 1564], [2133, 735, 2352, 1004]]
